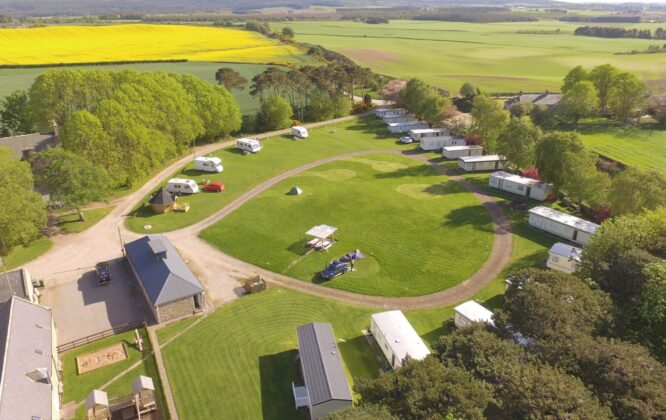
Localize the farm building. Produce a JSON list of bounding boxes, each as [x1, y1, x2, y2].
[[488, 171, 552, 201], [458, 155, 507, 172], [370, 310, 430, 370], [148, 188, 176, 214], [388, 121, 429, 134], [0, 296, 60, 420], [383, 115, 416, 124], [0, 268, 39, 305], [124, 235, 205, 323], [442, 145, 483, 159], [503, 92, 562, 109], [419, 136, 466, 151], [293, 322, 352, 419], [375, 107, 408, 118], [0, 123, 59, 160], [528, 206, 599, 246], [454, 300, 494, 329], [407, 128, 449, 141], [547, 242, 582, 274]]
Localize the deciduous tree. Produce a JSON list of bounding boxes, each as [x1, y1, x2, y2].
[[0, 90, 33, 136], [497, 117, 541, 169], [535, 131, 585, 193], [561, 65, 589, 93], [608, 72, 648, 122], [214, 67, 248, 91], [400, 78, 450, 125], [459, 82, 477, 99], [558, 80, 599, 123], [561, 151, 610, 208], [608, 168, 666, 215], [470, 95, 510, 152], [256, 96, 292, 131], [589, 63, 620, 112]]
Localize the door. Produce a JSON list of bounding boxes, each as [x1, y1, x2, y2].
[[573, 230, 578, 242], [391, 354, 396, 368], [526, 186, 532, 197]]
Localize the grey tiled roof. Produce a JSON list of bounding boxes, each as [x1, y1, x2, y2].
[[149, 189, 174, 206], [0, 133, 58, 158], [0, 270, 28, 304], [124, 235, 203, 306], [297, 322, 352, 406], [0, 297, 54, 419]]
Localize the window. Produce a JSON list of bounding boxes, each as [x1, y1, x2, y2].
[[551, 256, 560, 263], [517, 185, 524, 191]]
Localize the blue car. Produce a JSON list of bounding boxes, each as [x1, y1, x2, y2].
[[320, 260, 350, 280]]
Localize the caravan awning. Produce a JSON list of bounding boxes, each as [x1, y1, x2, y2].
[[306, 225, 337, 239]]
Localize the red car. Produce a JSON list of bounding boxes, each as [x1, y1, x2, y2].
[[203, 182, 224, 192]]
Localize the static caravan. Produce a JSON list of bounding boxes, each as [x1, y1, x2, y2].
[[443, 145, 483, 159], [489, 171, 552, 201], [383, 115, 416, 124], [376, 107, 408, 118], [236, 138, 262, 153], [291, 126, 308, 139], [420, 136, 466, 151], [528, 206, 599, 245], [388, 121, 429, 134], [194, 156, 223, 173], [407, 128, 449, 142], [454, 301, 494, 329], [458, 155, 507, 172], [166, 178, 199, 195], [547, 242, 582, 274], [370, 310, 430, 370]]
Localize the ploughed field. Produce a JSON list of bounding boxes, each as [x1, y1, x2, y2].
[[278, 20, 666, 93], [200, 153, 494, 297]]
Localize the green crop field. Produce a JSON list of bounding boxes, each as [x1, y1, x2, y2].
[[0, 62, 273, 115], [201, 153, 494, 297], [279, 20, 666, 93]]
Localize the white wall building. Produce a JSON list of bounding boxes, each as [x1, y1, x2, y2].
[[408, 128, 449, 142], [419, 136, 466, 151], [442, 145, 483, 159], [454, 300, 494, 329], [528, 206, 599, 246], [370, 310, 430, 369], [489, 171, 552, 201], [388, 121, 429, 134], [547, 242, 582, 274], [458, 155, 507, 172]]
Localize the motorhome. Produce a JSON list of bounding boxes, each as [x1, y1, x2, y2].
[[291, 126, 308, 139], [442, 145, 483, 159], [194, 156, 223, 173], [236, 138, 262, 153], [166, 178, 199, 195]]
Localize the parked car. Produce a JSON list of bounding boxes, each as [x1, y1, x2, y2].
[[96, 262, 111, 285], [399, 136, 413, 144], [203, 182, 225, 192], [320, 260, 350, 280]]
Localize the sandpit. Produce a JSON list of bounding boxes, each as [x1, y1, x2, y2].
[[76, 342, 128, 374]]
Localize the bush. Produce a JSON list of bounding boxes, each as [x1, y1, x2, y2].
[[353, 102, 370, 114]]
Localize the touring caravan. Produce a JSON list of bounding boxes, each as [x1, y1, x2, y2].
[[547, 242, 582, 274], [489, 171, 552, 201], [419, 136, 466, 151], [166, 178, 199, 195], [194, 156, 223, 173], [458, 155, 506, 172], [388, 121, 429, 134], [528, 206, 599, 246], [236, 138, 262, 154], [408, 128, 449, 142], [442, 145, 483, 159], [291, 126, 308, 139]]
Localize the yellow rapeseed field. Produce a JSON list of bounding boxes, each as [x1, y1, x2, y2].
[[0, 24, 309, 65]]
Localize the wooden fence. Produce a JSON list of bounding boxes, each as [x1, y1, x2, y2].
[[57, 320, 147, 353]]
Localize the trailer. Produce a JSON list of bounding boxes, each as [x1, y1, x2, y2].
[[528, 206, 599, 245], [388, 121, 429, 134], [547, 242, 582, 274], [375, 107, 408, 118], [442, 145, 483, 159], [291, 126, 308, 139], [194, 156, 223, 173], [166, 178, 199, 194], [489, 171, 552, 201], [408, 128, 449, 142], [236, 138, 262, 153], [458, 155, 506, 172], [419, 136, 466, 151]]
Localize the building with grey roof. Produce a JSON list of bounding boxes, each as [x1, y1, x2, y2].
[[503, 92, 562, 110], [0, 132, 59, 160], [0, 296, 60, 419], [0, 268, 39, 305], [294, 322, 352, 419], [124, 235, 204, 323]]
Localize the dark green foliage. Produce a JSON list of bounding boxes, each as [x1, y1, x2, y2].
[[281, 27, 294, 38], [322, 404, 397, 420], [215, 67, 248, 91], [534, 131, 585, 193], [497, 116, 541, 169], [400, 78, 450, 125], [609, 168, 666, 216], [256, 96, 292, 131], [561, 65, 589, 93], [470, 95, 509, 152], [363, 93, 372, 106], [0, 90, 33, 136], [459, 82, 477, 99]]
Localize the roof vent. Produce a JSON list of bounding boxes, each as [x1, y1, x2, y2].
[[25, 368, 50, 384], [35, 349, 43, 355], [35, 323, 43, 329], [395, 339, 400, 343]]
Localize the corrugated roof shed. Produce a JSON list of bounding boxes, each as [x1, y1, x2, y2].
[[124, 235, 203, 306], [297, 322, 352, 406], [0, 297, 54, 419]]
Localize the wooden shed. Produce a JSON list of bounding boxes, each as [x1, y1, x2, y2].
[[149, 188, 175, 214]]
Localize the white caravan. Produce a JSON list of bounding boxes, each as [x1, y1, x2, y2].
[[194, 156, 223, 173], [489, 171, 552, 201], [547, 242, 582, 274], [236, 138, 262, 153], [528, 206, 599, 246], [388, 121, 429, 134], [419, 136, 466, 151], [442, 145, 483, 159], [291, 126, 309, 139], [458, 155, 507, 172], [408, 128, 449, 142], [166, 178, 199, 195]]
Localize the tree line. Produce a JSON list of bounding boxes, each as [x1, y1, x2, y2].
[[326, 207, 666, 419], [575, 25, 666, 40]]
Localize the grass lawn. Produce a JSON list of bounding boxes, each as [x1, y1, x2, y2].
[[0, 62, 277, 115], [159, 287, 383, 420], [278, 20, 666, 93], [57, 207, 113, 234], [201, 153, 494, 296], [61, 328, 154, 404], [577, 122, 666, 174], [126, 117, 407, 233], [1, 238, 53, 270]]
